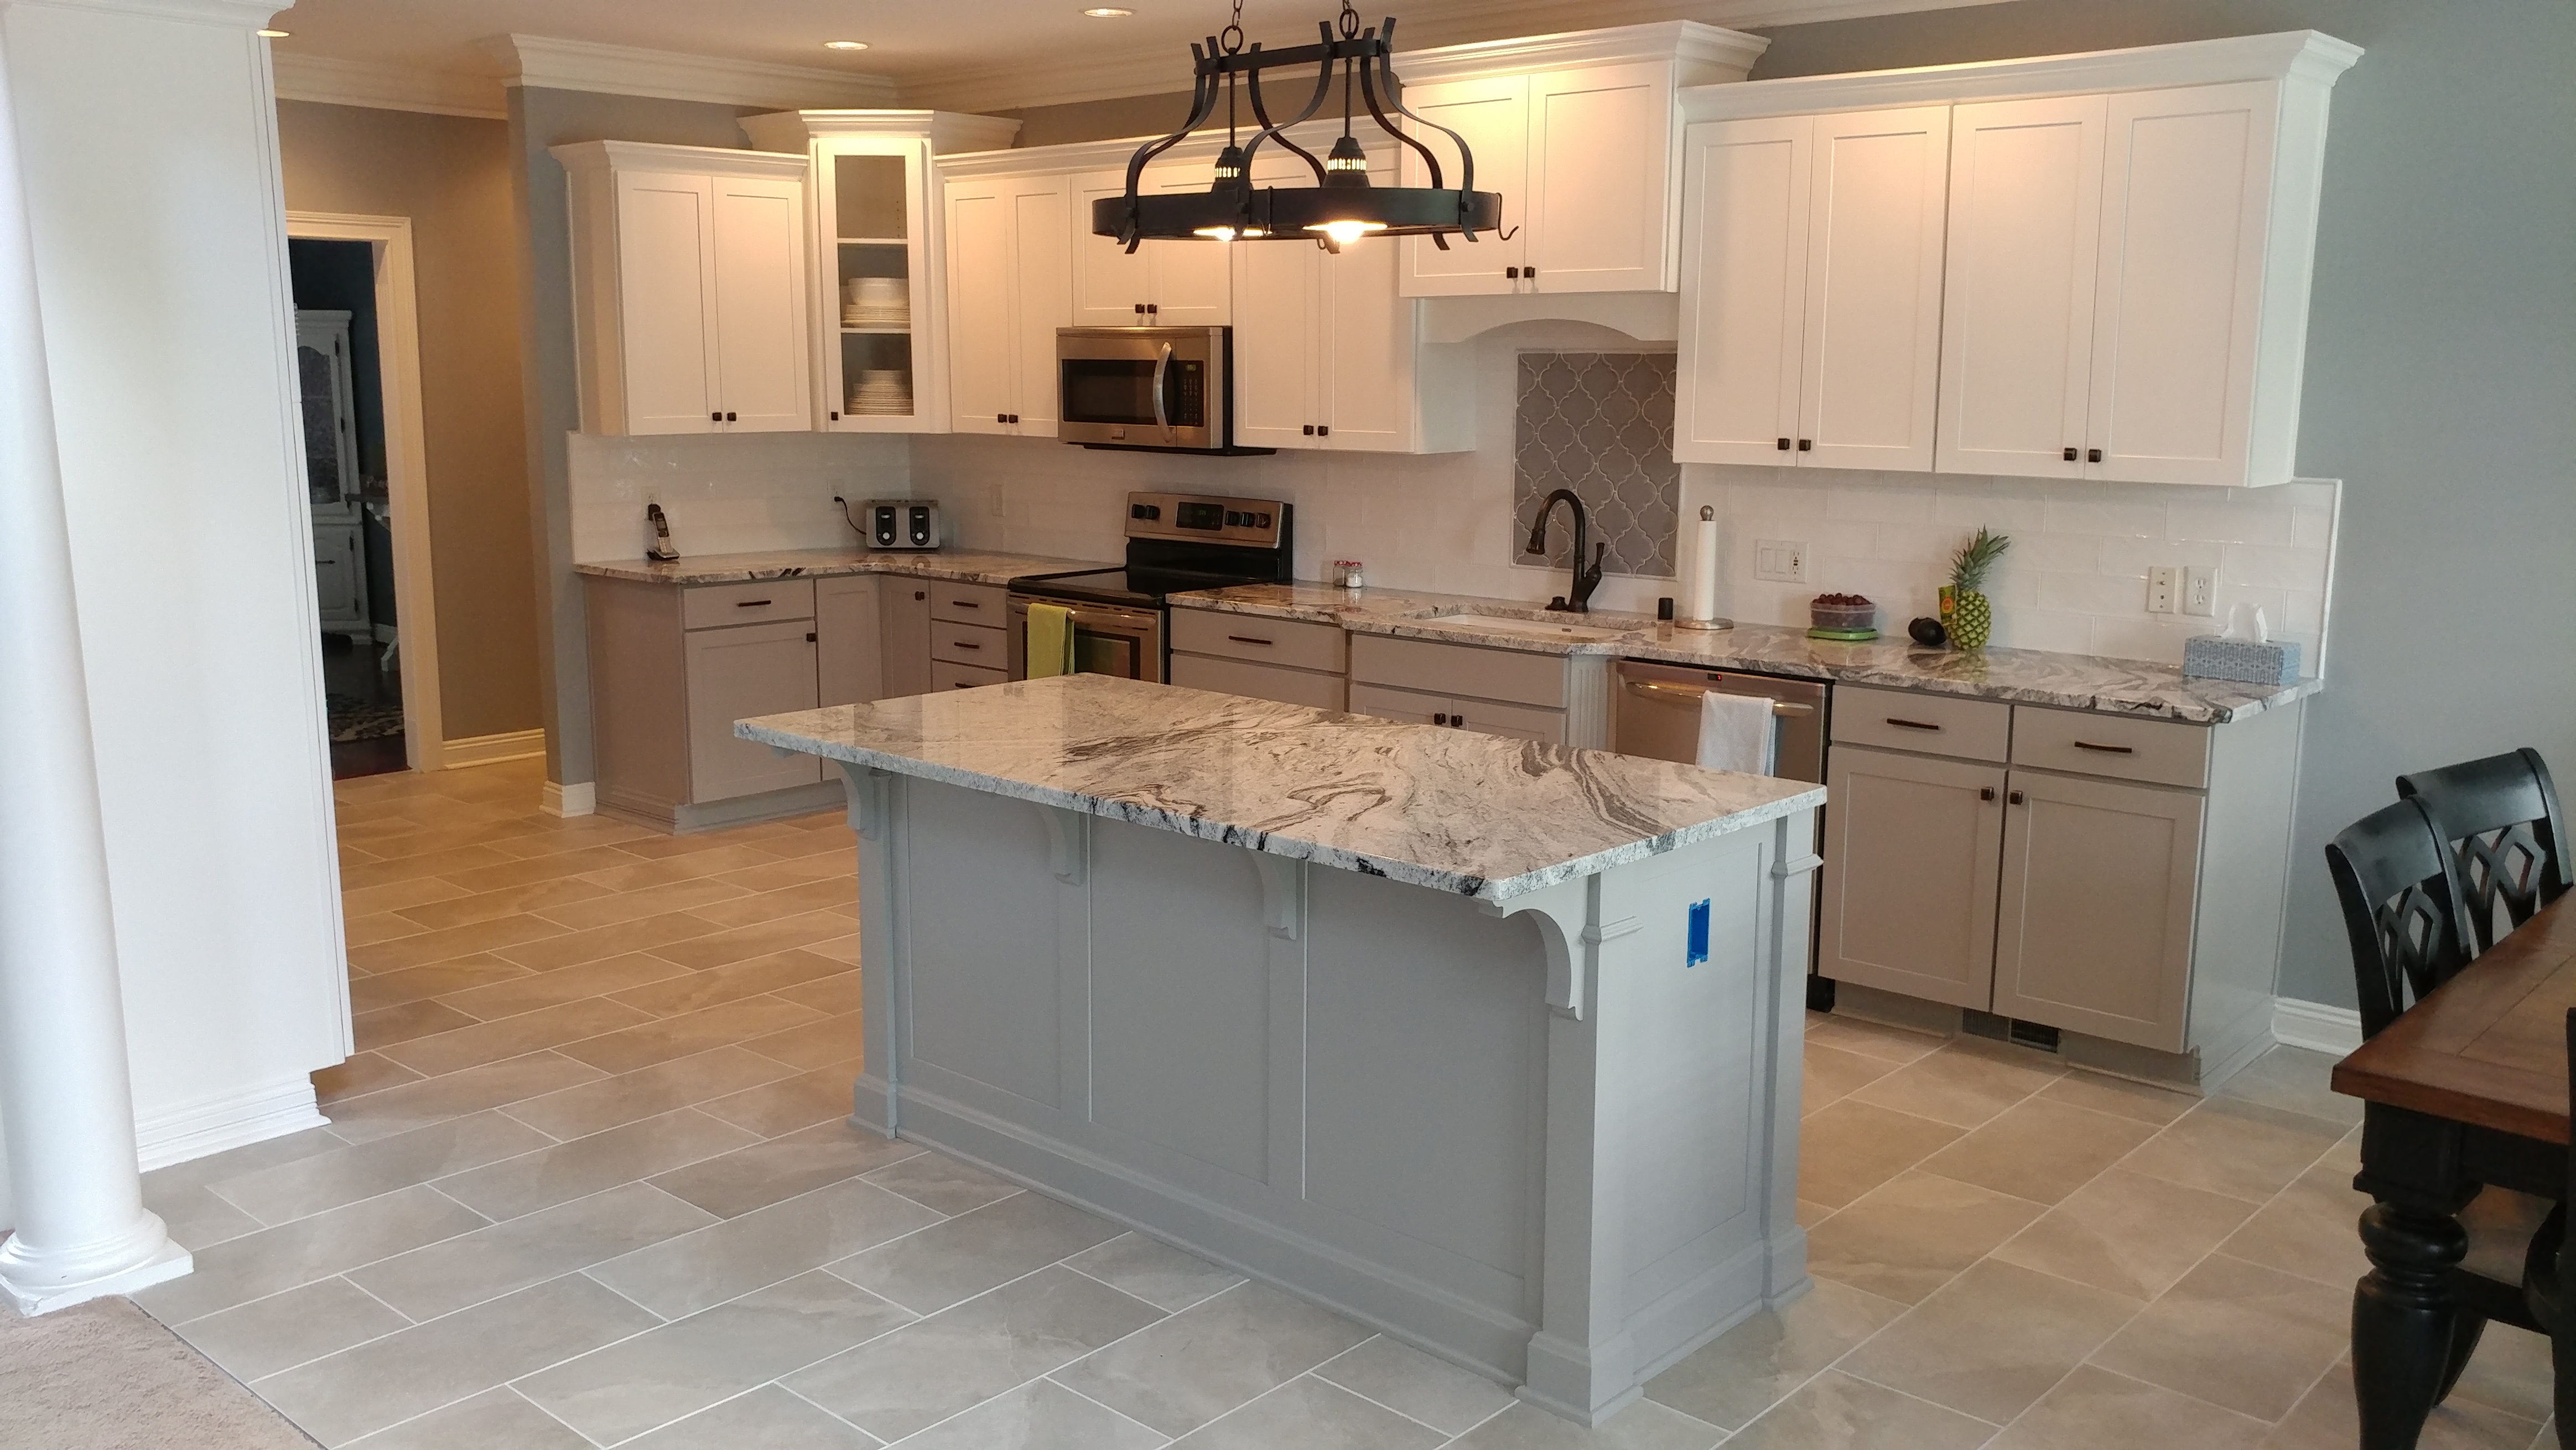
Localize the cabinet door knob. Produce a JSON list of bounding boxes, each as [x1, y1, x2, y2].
[[1776, 437, 1791, 450], [1797, 438, 1812, 451], [997, 413, 1008, 424], [829, 410, 840, 421], [1452, 714, 1466, 728], [1134, 303, 1147, 314], [1146, 303, 1159, 315], [725, 412, 737, 422], [1316, 424, 1329, 436], [2008, 790, 2027, 806], [1979, 787, 1996, 801], [1434, 713, 1450, 726], [1303, 425, 1315, 436], [915, 591, 927, 600], [806, 632, 817, 643], [1504, 267, 1519, 279], [2063, 446, 2078, 462], [2087, 447, 2103, 463], [711, 412, 723, 422]]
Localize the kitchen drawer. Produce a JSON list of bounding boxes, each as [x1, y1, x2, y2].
[[1170, 609, 1348, 675], [1171, 652, 1348, 712], [683, 578, 815, 630], [1348, 682, 1566, 743], [2011, 706, 2211, 789], [930, 620, 1006, 669], [1831, 685, 2010, 762], [930, 659, 1006, 691], [1349, 634, 1566, 710], [928, 582, 1005, 628]]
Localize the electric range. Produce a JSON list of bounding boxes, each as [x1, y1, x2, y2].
[[1005, 491, 1292, 684]]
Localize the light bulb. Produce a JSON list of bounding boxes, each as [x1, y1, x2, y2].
[[1310, 219, 1386, 247], [1192, 226, 1239, 241]]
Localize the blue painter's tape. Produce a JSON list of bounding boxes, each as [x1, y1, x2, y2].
[[1686, 899, 1710, 967]]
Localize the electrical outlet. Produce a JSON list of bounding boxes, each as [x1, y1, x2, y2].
[[1754, 539, 1808, 584], [2182, 566, 2216, 617], [2146, 566, 2178, 614]]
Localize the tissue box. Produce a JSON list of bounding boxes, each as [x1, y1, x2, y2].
[[2184, 634, 2301, 686]]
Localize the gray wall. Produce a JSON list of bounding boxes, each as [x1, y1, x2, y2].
[[505, 88, 754, 784], [277, 101, 542, 740], [1752, 0, 2576, 1008]]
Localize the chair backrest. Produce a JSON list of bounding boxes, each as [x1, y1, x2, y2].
[[2329, 795, 2478, 1039], [2398, 748, 2571, 954]]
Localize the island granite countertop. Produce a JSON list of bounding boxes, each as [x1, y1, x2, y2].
[[1173, 583, 2319, 726], [574, 547, 1108, 589], [739, 674, 1824, 902]]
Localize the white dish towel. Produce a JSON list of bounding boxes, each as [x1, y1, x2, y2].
[[1696, 691, 1777, 775]]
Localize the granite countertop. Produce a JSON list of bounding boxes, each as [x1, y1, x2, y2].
[[574, 548, 1109, 588], [739, 675, 1824, 902], [1175, 583, 2320, 726]]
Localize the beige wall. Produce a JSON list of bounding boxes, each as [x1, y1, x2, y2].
[[989, 90, 1193, 149], [276, 100, 542, 742]]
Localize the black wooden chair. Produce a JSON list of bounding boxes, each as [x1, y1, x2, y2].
[[2330, 796, 2555, 1404], [2398, 748, 2570, 955], [2525, 1008, 2576, 1447]]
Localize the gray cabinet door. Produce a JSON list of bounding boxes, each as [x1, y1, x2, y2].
[[879, 581, 933, 700], [683, 620, 823, 803], [1168, 653, 1347, 712], [1992, 770, 2203, 1051], [816, 576, 884, 707], [1819, 745, 2006, 1009]]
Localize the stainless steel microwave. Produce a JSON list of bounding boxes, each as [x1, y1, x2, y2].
[[1056, 326, 1232, 452]]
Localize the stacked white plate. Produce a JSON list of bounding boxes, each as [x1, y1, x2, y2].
[[842, 276, 908, 329], [848, 369, 912, 417]]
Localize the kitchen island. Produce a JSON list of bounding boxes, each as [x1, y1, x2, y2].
[[740, 675, 1825, 1426]]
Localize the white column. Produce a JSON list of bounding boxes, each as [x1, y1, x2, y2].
[[0, 25, 188, 1314]]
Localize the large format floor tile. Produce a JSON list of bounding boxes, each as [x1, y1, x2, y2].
[[1055, 1281, 1374, 1438]]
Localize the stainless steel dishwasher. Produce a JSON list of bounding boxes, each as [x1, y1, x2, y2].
[[1611, 660, 1827, 783]]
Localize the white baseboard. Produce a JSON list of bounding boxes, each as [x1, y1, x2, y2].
[[135, 1076, 329, 1172], [2272, 997, 2364, 1055], [442, 728, 547, 769], [544, 780, 596, 818]]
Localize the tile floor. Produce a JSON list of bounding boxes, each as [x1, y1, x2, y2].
[[126, 759, 2561, 1448]]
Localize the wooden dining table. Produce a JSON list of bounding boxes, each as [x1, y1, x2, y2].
[[2334, 893, 2576, 1449]]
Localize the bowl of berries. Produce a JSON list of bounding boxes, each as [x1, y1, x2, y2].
[[1808, 593, 1878, 640]]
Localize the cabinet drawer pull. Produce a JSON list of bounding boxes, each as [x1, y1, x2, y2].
[[1226, 635, 1273, 646], [2072, 740, 2136, 754], [950, 599, 981, 609], [952, 640, 981, 651], [735, 599, 773, 608], [1979, 787, 1996, 801], [2008, 790, 2027, 805], [1884, 717, 1942, 731]]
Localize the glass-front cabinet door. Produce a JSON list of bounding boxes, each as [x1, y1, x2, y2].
[[817, 140, 934, 432]]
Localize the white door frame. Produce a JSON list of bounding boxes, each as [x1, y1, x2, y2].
[[285, 211, 445, 771]]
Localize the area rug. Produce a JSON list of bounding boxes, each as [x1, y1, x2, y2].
[[325, 693, 404, 743], [0, 1296, 318, 1448]]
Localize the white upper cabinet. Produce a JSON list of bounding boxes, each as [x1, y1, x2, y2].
[[944, 173, 1072, 437], [1396, 23, 1767, 298], [1073, 167, 1233, 326], [1937, 95, 2107, 479], [741, 110, 1024, 436], [1680, 31, 2358, 486], [557, 142, 814, 436], [1675, 105, 1949, 469]]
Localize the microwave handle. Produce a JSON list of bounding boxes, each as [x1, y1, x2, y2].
[[1151, 343, 1172, 436]]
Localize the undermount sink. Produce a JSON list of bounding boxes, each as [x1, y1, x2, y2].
[[1417, 610, 1633, 644]]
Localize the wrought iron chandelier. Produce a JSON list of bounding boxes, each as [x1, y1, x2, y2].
[[1091, 0, 1504, 253]]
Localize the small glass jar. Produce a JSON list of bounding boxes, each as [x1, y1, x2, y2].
[[1332, 560, 1366, 591]]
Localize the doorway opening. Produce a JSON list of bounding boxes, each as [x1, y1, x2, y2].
[[285, 213, 443, 780]]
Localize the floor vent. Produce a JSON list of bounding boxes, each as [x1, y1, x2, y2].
[[1806, 975, 1837, 1013], [1962, 1009, 2009, 1042], [2008, 1019, 2063, 1053]]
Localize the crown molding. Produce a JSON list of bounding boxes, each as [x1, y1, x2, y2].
[[1398, 20, 1767, 83], [3, 0, 279, 26], [549, 138, 810, 179], [740, 109, 1023, 156], [1678, 28, 2359, 120], [482, 33, 898, 111], [272, 53, 507, 120]]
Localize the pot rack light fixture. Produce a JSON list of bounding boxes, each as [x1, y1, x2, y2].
[[1092, 0, 1504, 253]]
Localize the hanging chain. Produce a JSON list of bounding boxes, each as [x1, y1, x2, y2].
[[1337, 0, 1360, 39], [1221, 0, 1245, 54]]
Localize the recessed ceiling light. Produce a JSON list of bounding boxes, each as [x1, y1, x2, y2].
[[1083, 7, 1136, 16], [822, 39, 869, 50], [257, 28, 289, 37]]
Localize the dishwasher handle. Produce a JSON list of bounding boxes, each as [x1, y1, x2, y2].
[[1623, 678, 1814, 716]]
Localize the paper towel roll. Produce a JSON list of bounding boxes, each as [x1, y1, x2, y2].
[[1686, 506, 1720, 624]]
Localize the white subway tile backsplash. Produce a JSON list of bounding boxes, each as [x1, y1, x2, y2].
[[567, 431, 909, 563]]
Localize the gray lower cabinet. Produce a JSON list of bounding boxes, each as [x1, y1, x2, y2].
[[880, 581, 934, 699], [683, 620, 824, 801], [1819, 683, 2300, 1075], [1820, 747, 2004, 1011], [1347, 682, 1567, 742], [817, 576, 885, 706], [1168, 608, 1348, 711], [1344, 633, 1606, 747]]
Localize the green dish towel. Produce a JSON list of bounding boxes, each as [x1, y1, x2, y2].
[[1026, 602, 1076, 679]]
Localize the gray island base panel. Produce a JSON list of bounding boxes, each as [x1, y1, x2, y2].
[[741, 676, 1823, 1426]]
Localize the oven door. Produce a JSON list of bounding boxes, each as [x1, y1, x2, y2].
[[1007, 597, 1167, 685], [1056, 329, 1221, 450]]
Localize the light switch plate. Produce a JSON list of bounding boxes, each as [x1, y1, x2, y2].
[[2146, 566, 2178, 614], [1754, 539, 1808, 584], [2182, 566, 2216, 617]]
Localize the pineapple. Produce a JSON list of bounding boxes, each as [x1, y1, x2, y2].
[[1943, 527, 2010, 651]]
